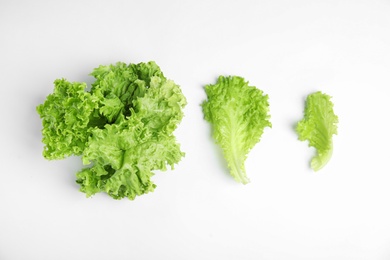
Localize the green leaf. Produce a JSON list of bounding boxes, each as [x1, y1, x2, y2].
[[202, 76, 271, 184], [37, 61, 187, 200], [77, 117, 183, 200], [36, 79, 99, 160], [296, 91, 338, 171], [133, 76, 187, 134]]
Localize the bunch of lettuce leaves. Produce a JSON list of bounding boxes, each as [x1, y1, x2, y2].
[[296, 91, 338, 171], [37, 61, 187, 200], [202, 76, 271, 184]]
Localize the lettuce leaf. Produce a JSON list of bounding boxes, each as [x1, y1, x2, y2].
[[37, 61, 186, 200], [296, 91, 338, 171], [202, 76, 271, 184], [36, 79, 99, 160], [77, 117, 184, 200]]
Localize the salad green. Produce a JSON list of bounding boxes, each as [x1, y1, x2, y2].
[[202, 76, 271, 184], [37, 61, 187, 200], [296, 91, 338, 171]]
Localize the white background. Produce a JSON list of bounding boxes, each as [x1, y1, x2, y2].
[[1, 0, 390, 259]]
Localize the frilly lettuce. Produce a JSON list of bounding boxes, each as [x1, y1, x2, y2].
[[36, 79, 99, 159], [37, 61, 186, 200], [296, 91, 338, 171], [202, 76, 271, 184]]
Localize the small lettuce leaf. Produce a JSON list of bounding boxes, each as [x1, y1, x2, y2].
[[296, 91, 338, 171], [202, 76, 271, 184]]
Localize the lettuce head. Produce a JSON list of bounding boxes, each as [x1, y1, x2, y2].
[[37, 61, 187, 200]]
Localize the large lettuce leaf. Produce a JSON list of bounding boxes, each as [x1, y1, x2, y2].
[[77, 117, 183, 200], [202, 76, 271, 184]]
